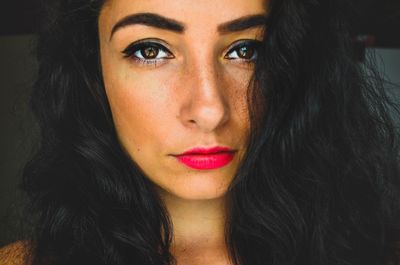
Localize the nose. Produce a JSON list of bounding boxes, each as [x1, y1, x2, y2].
[[179, 60, 230, 133]]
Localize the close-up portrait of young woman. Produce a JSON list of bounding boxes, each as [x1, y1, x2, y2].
[[1, 0, 400, 264]]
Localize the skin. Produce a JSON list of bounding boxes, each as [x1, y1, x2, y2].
[[0, 241, 30, 265], [99, 0, 267, 263]]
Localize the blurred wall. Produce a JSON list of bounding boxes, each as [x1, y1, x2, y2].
[[373, 48, 400, 84], [372, 48, 400, 122], [0, 35, 37, 246]]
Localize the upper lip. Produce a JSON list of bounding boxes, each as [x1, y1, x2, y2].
[[176, 146, 235, 156]]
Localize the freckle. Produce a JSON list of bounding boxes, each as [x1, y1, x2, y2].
[[137, 148, 141, 152]]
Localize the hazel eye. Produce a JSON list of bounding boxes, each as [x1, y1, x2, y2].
[[224, 40, 261, 61], [122, 40, 174, 64], [140, 46, 159, 59], [134, 45, 171, 60]]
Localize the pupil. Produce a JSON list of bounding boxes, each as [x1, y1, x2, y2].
[[239, 46, 254, 59], [142, 47, 158, 59]]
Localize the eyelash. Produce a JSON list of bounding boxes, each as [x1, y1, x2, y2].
[[122, 39, 261, 67], [224, 40, 261, 62], [122, 41, 174, 66]]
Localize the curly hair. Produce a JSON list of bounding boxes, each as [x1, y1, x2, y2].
[[22, 0, 400, 264]]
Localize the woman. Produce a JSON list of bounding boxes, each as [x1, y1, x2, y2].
[[1, 0, 400, 264]]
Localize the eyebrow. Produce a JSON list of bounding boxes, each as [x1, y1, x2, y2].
[[217, 14, 268, 33], [110, 13, 268, 40]]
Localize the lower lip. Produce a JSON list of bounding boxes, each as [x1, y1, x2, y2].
[[175, 152, 235, 170]]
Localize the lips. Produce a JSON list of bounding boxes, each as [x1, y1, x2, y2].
[[173, 146, 236, 170]]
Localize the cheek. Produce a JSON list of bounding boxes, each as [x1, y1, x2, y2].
[[224, 67, 252, 130], [103, 67, 176, 160]]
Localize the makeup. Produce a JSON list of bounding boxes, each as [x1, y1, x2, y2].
[[173, 147, 236, 170]]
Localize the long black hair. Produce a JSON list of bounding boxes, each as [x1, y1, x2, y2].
[[22, 0, 400, 264]]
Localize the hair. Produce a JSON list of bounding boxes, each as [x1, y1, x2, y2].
[[22, 0, 400, 264]]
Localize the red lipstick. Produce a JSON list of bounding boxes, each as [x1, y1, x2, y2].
[[174, 146, 236, 170]]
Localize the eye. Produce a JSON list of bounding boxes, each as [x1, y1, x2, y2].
[[224, 40, 261, 62], [122, 39, 174, 65]]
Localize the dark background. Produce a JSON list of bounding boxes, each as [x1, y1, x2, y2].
[[0, 0, 399, 47], [0, 0, 399, 247]]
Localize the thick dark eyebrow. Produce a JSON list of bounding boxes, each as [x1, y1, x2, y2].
[[110, 13, 268, 40], [110, 13, 184, 40], [217, 14, 268, 33]]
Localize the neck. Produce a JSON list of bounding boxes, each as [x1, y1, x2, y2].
[[158, 190, 230, 263]]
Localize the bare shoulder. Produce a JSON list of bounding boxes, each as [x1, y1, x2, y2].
[[0, 241, 31, 265]]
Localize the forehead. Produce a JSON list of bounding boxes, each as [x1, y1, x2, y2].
[[100, 0, 267, 30]]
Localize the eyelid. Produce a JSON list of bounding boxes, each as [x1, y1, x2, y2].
[[122, 38, 174, 58], [224, 39, 262, 59]]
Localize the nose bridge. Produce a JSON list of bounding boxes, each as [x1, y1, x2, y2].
[[193, 57, 221, 101], [180, 53, 230, 132]]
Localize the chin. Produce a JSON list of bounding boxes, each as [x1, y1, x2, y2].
[[174, 187, 229, 201], [155, 174, 232, 201]]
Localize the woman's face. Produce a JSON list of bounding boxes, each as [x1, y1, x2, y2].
[[99, 0, 266, 200]]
